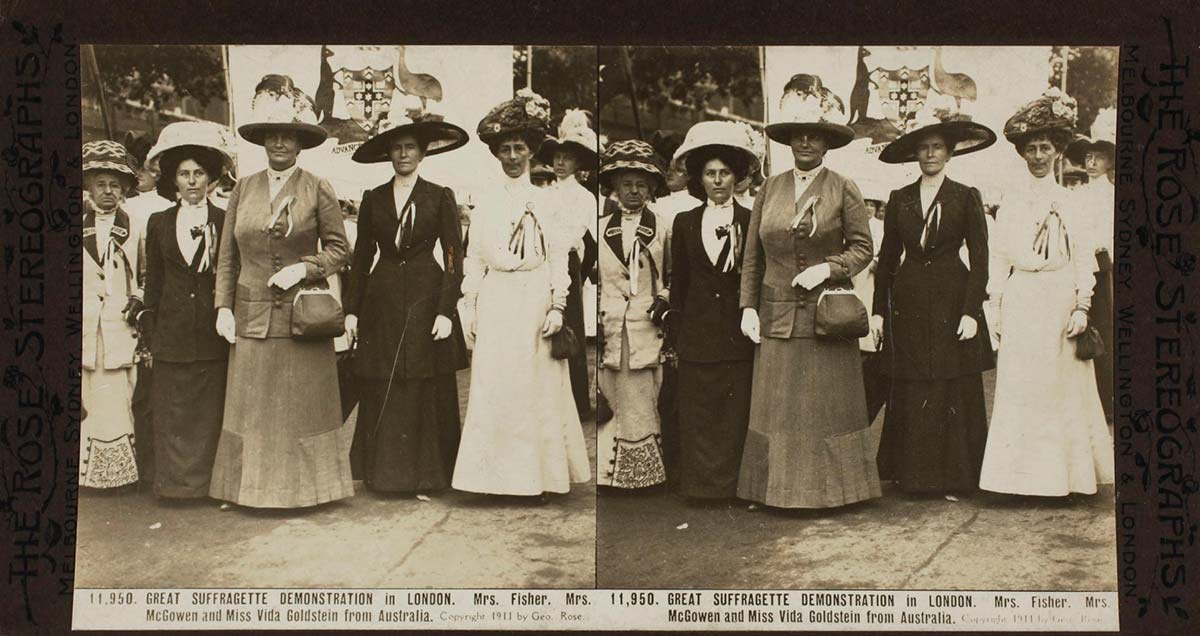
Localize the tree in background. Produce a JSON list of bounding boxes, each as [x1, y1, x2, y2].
[[598, 46, 763, 122], [513, 46, 598, 126], [1050, 46, 1117, 132], [93, 45, 227, 115]]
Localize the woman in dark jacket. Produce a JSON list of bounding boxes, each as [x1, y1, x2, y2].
[[142, 128, 232, 499], [667, 122, 759, 500], [872, 110, 996, 495], [344, 115, 470, 494]]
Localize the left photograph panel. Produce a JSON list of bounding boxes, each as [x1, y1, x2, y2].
[[74, 44, 598, 593]]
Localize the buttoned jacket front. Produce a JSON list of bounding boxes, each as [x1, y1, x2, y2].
[[598, 208, 669, 369], [739, 167, 874, 339], [214, 168, 349, 338]]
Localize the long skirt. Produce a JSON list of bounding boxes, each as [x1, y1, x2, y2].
[[452, 265, 591, 495], [209, 337, 354, 508], [351, 375, 460, 492], [565, 251, 592, 414], [1090, 264, 1114, 422], [877, 375, 988, 494], [150, 359, 226, 498], [677, 359, 752, 499], [980, 266, 1114, 496], [597, 326, 667, 489], [131, 360, 156, 485], [738, 336, 881, 508], [81, 330, 139, 489]]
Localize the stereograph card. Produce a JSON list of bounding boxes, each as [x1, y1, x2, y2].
[[0, 1, 1196, 633]]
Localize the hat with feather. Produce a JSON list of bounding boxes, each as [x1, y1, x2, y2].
[[1065, 107, 1116, 166], [535, 109, 601, 167], [765, 74, 855, 149], [238, 74, 329, 149]]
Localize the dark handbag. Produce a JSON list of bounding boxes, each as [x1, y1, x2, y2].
[[1073, 326, 1105, 360], [596, 390, 614, 424], [549, 324, 581, 360], [291, 279, 345, 340], [814, 288, 870, 340]]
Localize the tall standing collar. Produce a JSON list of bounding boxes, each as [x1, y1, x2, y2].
[[794, 164, 824, 179], [393, 171, 419, 189], [920, 171, 947, 189], [267, 163, 299, 181]]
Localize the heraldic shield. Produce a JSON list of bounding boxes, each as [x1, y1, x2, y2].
[[875, 66, 931, 136], [337, 66, 397, 135]]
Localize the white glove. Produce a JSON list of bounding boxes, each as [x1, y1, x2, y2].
[[1066, 309, 1088, 338], [215, 307, 236, 344], [870, 314, 885, 348], [740, 308, 761, 344], [985, 300, 1002, 348], [956, 315, 978, 341], [345, 314, 359, 343], [267, 262, 307, 290], [541, 308, 564, 337], [791, 262, 832, 290], [431, 314, 452, 340]]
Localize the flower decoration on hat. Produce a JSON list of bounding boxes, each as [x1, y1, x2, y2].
[[1004, 87, 1078, 147], [477, 88, 552, 146]]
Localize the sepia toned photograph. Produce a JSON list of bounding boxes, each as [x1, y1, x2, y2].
[[73, 44, 599, 590], [596, 45, 1119, 592]]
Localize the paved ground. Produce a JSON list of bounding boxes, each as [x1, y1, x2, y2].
[[76, 352, 598, 590], [597, 370, 1118, 591]]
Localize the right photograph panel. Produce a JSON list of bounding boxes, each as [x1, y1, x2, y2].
[[596, 45, 1119, 593]]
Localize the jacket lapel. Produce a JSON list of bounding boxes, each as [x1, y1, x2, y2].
[[83, 209, 101, 265], [161, 206, 188, 266], [602, 212, 626, 269]]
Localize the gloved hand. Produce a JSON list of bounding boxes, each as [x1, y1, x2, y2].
[[345, 314, 359, 343], [215, 307, 236, 344], [647, 296, 671, 327], [791, 262, 831, 290], [956, 315, 978, 341], [122, 297, 145, 326], [431, 314, 453, 340], [1066, 309, 1088, 338], [740, 308, 761, 344], [267, 263, 307, 290]]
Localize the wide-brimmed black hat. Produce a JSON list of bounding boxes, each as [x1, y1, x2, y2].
[[351, 115, 469, 163], [879, 119, 996, 164]]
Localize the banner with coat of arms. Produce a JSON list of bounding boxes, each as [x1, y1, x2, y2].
[[228, 45, 511, 203], [764, 46, 1053, 201]]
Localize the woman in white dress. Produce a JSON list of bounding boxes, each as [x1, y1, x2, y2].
[[979, 89, 1114, 497], [536, 109, 601, 416], [452, 89, 591, 497]]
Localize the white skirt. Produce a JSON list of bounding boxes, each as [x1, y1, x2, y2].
[[980, 266, 1114, 496], [452, 264, 591, 495]]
